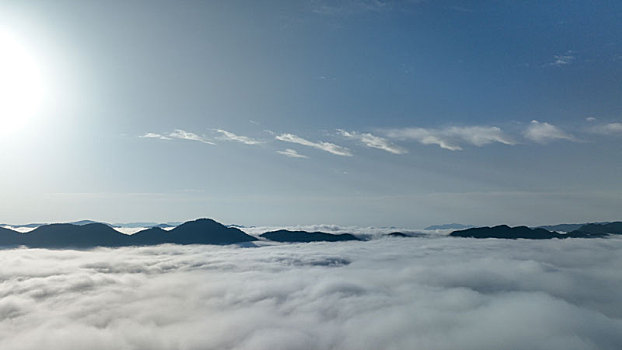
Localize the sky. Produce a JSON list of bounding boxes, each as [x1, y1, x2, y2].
[[0, 0, 621, 227]]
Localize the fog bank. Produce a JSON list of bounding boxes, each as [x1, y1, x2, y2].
[[1, 237, 621, 350]]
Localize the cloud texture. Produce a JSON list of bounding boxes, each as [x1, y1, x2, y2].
[[1, 237, 622, 350]]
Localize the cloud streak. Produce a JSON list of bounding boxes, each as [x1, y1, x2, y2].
[[385, 126, 515, 151], [338, 130, 407, 154], [277, 149, 308, 159], [1, 237, 622, 350], [523, 120, 577, 143], [589, 122, 622, 135], [276, 133, 352, 156], [169, 129, 215, 144], [140, 133, 171, 140], [215, 129, 262, 145]]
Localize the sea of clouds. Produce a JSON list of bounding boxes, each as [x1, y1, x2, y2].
[[1, 236, 622, 350]]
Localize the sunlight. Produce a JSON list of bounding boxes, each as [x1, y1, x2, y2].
[[0, 30, 46, 136]]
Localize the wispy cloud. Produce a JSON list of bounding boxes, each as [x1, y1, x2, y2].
[[311, 0, 393, 16], [549, 52, 575, 66], [338, 130, 407, 154], [215, 129, 262, 145], [277, 149, 308, 159], [385, 126, 515, 151], [523, 120, 577, 143], [276, 133, 352, 156], [589, 122, 622, 135], [140, 132, 171, 140], [169, 129, 215, 145]]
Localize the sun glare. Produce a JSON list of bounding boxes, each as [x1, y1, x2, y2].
[[0, 30, 46, 136]]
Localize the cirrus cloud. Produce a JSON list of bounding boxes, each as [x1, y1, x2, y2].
[[276, 133, 352, 156], [215, 129, 262, 145], [385, 126, 515, 151], [277, 149, 308, 159], [338, 130, 407, 154]]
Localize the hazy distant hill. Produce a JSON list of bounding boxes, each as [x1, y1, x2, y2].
[[450, 225, 562, 239], [260, 230, 360, 243], [568, 222, 622, 237], [450, 223, 622, 239], [425, 223, 473, 230], [537, 222, 610, 232]]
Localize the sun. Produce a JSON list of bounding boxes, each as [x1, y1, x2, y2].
[[0, 30, 45, 136]]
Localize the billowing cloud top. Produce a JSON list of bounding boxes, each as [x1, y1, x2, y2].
[[1, 238, 622, 349]]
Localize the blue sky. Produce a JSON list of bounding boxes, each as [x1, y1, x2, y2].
[[0, 0, 621, 227]]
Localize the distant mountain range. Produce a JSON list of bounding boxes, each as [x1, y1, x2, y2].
[[450, 222, 622, 239], [424, 223, 474, 230], [536, 222, 610, 232], [0, 219, 367, 248], [2, 219, 621, 249], [260, 230, 360, 243], [2, 220, 181, 229]]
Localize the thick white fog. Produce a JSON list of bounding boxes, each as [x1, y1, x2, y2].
[[1, 237, 622, 350]]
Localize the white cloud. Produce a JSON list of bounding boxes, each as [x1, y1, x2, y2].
[[523, 120, 577, 143], [589, 122, 622, 135], [586, 117, 597, 122], [277, 149, 308, 159], [140, 133, 171, 140], [338, 130, 407, 154], [215, 129, 262, 145], [1, 238, 622, 350], [276, 133, 352, 156], [551, 55, 575, 67], [549, 53, 575, 66], [385, 126, 515, 151], [169, 129, 215, 145]]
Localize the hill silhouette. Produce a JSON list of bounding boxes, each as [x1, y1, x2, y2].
[[450, 225, 562, 239], [131, 218, 257, 245], [23, 223, 130, 248], [260, 230, 360, 243], [568, 222, 622, 237], [0, 219, 257, 248], [425, 223, 473, 230]]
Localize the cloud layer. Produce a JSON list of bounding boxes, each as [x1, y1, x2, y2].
[[1, 237, 622, 350], [276, 133, 352, 156]]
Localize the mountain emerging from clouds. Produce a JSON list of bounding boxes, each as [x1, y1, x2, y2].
[[450, 223, 622, 239], [424, 223, 474, 230], [260, 230, 360, 243], [0, 219, 258, 248], [2, 219, 622, 249]]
